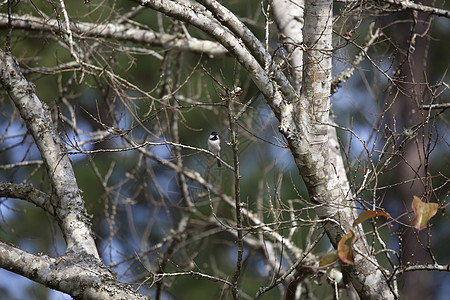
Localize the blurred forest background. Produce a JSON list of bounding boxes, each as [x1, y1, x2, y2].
[[0, 0, 449, 299]]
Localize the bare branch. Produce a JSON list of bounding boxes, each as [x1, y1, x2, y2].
[[420, 103, 450, 110], [382, 0, 450, 18], [0, 13, 227, 57], [0, 49, 98, 258], [0, 242, 147, 300], [227, 90, 244, 299], [0, 182, 55, 215], [0, 160, 43, 170]]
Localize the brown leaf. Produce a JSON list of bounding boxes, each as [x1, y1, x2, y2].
[[412, 196, 438, 230], [353, 210, 391, 227], [337, 231, 355, 264]]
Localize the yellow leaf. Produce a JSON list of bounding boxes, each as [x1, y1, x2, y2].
[[412, 196, 438, 231]]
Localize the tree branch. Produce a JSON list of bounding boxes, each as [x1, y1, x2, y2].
[[420, 103, 450, 110], [272, 0, 304, 90], [0, 13, 227, 57], [0, 182, 55, 216], [227, 90, 244, 299], [382, 0, 450, 18], [0, 49, 98, 258], [0, 242, 147, 300]]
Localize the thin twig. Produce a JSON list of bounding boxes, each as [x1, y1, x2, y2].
[[228, 89, 244, 300]]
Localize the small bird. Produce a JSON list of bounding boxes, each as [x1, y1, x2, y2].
[[208, 131, 221, 167]]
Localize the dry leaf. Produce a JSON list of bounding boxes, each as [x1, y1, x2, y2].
[[412, 196, 438, 230], [353, 210, 391, 227]]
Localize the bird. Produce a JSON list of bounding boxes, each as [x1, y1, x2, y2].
[[208, 131, 221, 167]]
